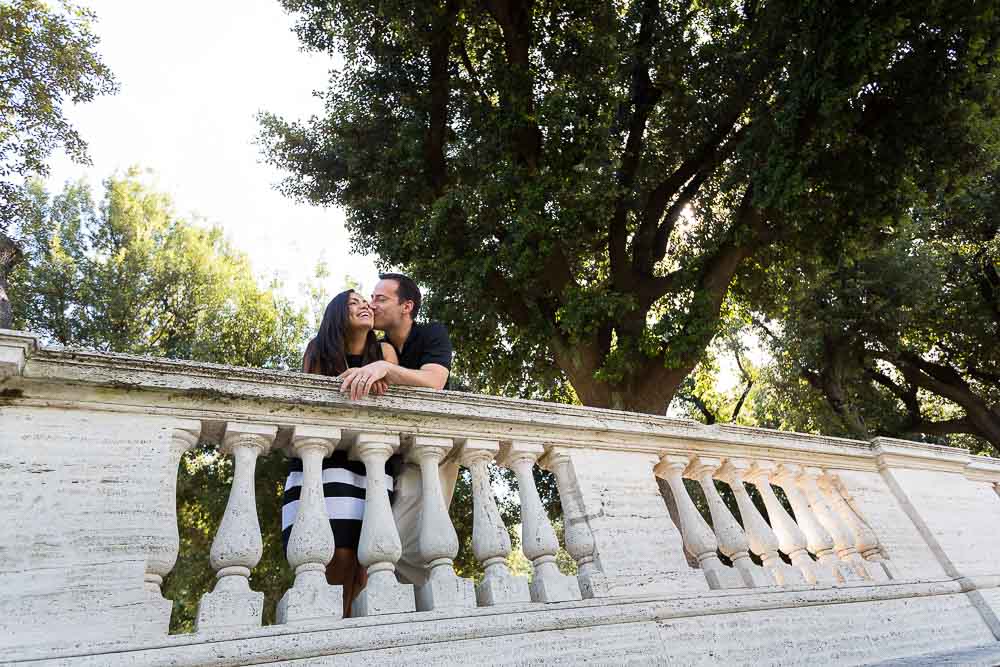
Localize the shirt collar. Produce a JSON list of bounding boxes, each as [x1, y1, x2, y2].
[[394, 321, 419, 355]]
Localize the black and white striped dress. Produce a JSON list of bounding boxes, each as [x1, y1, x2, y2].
[[281, 352, 395, 553], [281, 451, 395, 553]]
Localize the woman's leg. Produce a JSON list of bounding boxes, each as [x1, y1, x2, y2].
[[327, 547, 359, 618], [354, 553, 368, 603]]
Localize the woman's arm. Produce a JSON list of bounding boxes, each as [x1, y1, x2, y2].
[[364, 342, 398, 397], [340, 360, 449, 399]]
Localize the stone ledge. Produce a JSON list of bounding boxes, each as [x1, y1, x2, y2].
[[4, 328, 998, 481], [0, 329, 38, 381], [6, 578, 985, 665], [871, 643, 1000, 666]]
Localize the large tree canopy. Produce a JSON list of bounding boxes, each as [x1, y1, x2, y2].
[[261, 0, 1000, 414], [747, 168, 1000, 454], [0, 0, 116, 326]]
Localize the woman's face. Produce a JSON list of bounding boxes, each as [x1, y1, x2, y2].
[[346, 292, 374, 331]]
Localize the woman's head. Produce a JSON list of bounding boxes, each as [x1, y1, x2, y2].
[[307, 289, 382, 376], [344, 290, 374, 331]]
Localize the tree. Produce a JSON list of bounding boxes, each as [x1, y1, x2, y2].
[[0, 0, 116, 326], [748, 170, 1000, 455], [12, 172, 309, 367], [260, 0, 1000, 415], [9, 171, 312, 630]]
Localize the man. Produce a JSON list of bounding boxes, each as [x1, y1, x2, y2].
[[339, 272, 458, 586], [338, 273, 451, 398]]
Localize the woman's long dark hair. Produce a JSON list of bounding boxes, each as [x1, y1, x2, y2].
[[304, 289, 383, 376]]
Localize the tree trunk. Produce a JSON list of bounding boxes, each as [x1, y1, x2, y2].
[[0, 233, 23, 330], [550, 337, 691, 415], [809, 334, 869, 439]]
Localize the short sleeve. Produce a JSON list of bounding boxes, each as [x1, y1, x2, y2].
[[420, 323, 453, 369]]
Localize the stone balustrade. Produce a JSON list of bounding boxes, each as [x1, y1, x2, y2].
[[4, 329, 1000, 666]]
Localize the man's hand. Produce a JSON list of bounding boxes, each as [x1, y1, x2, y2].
[[339, 361, 391, 400]]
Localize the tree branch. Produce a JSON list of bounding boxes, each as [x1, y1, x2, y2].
[[610, 0, 662, 289], [638, 186, 775, 310], [457, 35, 492, 109], [905, 416, 975, 437], [424, 1, 459, 195], [729, 342, 754, 422], [884, 351, 1000, 447], [647, 127, 747, 267], [866, 366, 917, 408], [678, 391, 718, 425], [483, 0, 541, 169]]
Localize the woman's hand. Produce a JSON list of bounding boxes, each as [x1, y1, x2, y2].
[[339, 361, 391, 400]]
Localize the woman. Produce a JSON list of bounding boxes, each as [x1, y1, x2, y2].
[[280, 289, 398, 617]]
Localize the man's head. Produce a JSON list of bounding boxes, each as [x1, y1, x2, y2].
[[372, 273, 421, 330]]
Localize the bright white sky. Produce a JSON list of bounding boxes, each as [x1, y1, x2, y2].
[[47, 0, 379, 304]]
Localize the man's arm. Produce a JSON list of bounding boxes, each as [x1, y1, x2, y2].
[[340, 360, 448, 399], [340, 323, 453, 399], [384, 362, 449, 389]]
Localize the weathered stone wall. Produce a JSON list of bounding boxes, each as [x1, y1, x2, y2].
[[3, 330, 1000, 665], [0, 405, 196, 650], [880, 467, 1000, 579], [826, 469, 949, 581], [562, 447, 707, 597]]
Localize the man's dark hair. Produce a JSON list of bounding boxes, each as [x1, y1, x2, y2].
[[379, 272, 422, 319]]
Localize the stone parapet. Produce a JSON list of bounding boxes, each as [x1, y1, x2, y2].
[[3, 329, 1000, 664]]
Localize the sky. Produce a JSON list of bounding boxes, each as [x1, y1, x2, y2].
[[47, 0, 379, 304]]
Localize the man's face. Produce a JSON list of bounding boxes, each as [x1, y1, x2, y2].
[[371, 278, 410, 330]]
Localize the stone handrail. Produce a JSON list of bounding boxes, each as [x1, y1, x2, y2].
[[3, 329, 1000, 664]]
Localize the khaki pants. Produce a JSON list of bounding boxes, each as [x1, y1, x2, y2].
[[392, 460, 460, 586]]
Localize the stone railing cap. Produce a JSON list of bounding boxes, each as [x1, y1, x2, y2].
[[7, 330, 1000, 479]]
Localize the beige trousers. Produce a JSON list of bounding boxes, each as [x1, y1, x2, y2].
[[392, 459, 460, 586]]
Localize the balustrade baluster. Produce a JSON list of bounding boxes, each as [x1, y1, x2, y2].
[[277, 426, 343, 624], [542, 447, 601, 598], [351, 432, 415, 616], [798, 467, 870, 581], [773, 464, 854, 583], [819, 473, 894, 581], [654, 455, 744, 590], [196, 422, 276, 632], [459, 439, 531, 606], [687, 456, 770, 588], [144, 422, 200, 632], [500, 442, 582, 603], [745, 461, 833, 585], [408, 436, 476, 611], [717, 459, 805, 586]]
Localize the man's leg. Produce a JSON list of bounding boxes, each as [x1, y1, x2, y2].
[[392, 459, 461, 586]]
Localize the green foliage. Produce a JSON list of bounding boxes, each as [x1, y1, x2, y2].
[[745, 169, 1000, 453], [0, 0, 117, 231], [8, 172, 312, 632], [451, 461, 570, 583], [261, 0, 1000, 414], [11, 171, 309, 368], [169, 446, 293, 633]]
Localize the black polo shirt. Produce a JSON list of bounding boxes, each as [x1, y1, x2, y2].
[[389, 322, 453, 387]]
